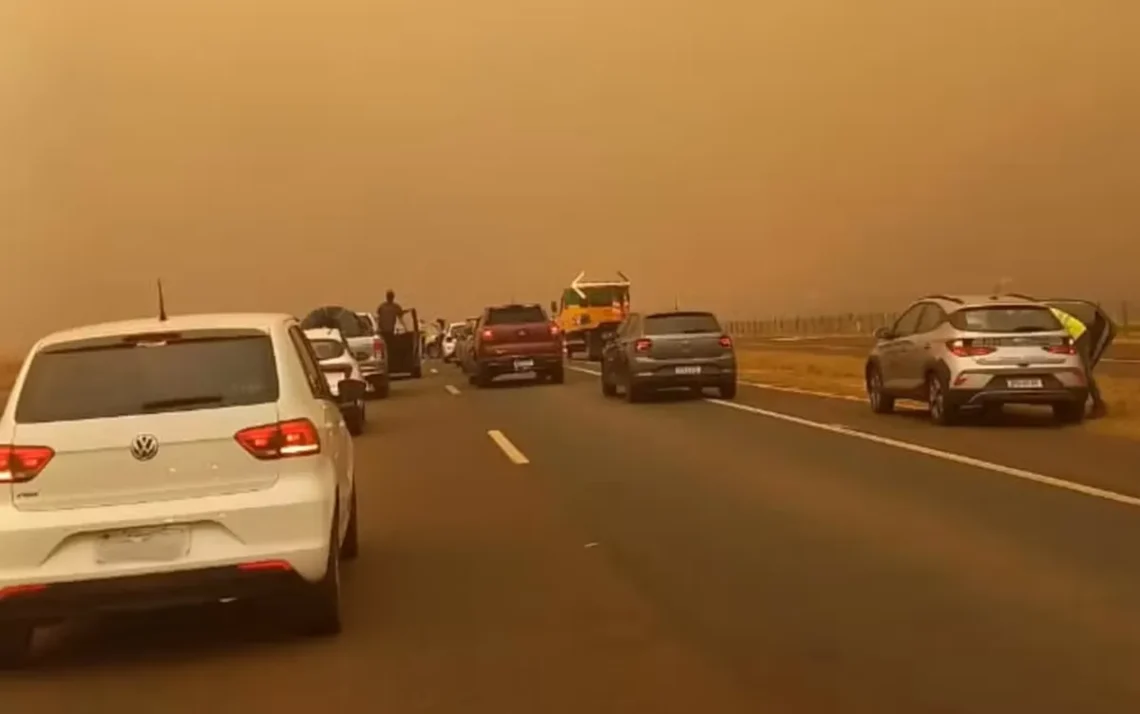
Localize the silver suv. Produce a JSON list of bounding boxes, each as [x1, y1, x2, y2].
[[865, 294, 1089, 424]]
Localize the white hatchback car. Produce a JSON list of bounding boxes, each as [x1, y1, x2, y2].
[[304, 327, 368, 435], [0, 313, 361, 667]]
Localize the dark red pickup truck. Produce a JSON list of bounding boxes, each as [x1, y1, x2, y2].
[[466, 304, 565, 387]]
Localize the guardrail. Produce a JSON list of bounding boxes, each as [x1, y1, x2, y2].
[[724, 300, 1139, 339]]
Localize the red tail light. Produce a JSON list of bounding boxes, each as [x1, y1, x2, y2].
[[1044, 342, 1076, 354], [372, 337, 385, 357], [237, 559, 292, 572], [0, 445, 54, 483], [719, 334, 733, 348], [634, 338, 652, 352], [0, 584, 48, 601], [235, 419, 320, 460], [946, 340, 996, 357], [550, 324, 560, 337], [481, 328, 494, 340]]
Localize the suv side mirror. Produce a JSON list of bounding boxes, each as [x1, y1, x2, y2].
[[872, 327, 894, 341]]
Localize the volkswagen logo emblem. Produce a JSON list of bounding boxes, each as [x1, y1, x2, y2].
[[130, 434, 159, 461]]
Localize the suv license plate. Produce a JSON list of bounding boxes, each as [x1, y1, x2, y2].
[[514, 359, 535, 371], [675, 366, 701, 375], [1007, 378, 1043, 389]]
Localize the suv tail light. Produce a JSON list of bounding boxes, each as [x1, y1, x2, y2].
[[235, 419, 320, 460], [946, 340, 996, 357], [1044, 340, 1076, 355], [372, 337, 385, 358], [550, 323, 560, 337], [481, 328, 494, 341], [0, 446, 54, 483], [719, 334, 733, 348], [634, 338, 652, 352]]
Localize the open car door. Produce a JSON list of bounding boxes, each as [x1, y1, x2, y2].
[[385, 307, 424, 378], [1011, 295, 1116, 369]]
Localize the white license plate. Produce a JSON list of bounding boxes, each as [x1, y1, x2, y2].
[[1007, 378, 1043, 389], [95, 526, 190, 564], [674, 365, 701, 375], [513, 359, 535, 371]]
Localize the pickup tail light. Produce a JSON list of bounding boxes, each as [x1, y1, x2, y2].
[[946, 340, 996, 357], [481, 328, 494, 341], [550, 324, 560, 337], [0, 445, 54, 483], [634, 338, 652, 352], [372, 337, 385, 358], [719, 334, 733, 348], [235, 419, 320, 460]]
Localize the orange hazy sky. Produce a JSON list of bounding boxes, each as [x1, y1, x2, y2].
[[1, 0, 1137, 349]]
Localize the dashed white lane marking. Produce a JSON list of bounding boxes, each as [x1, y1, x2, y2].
[[445, 384, 460, 395], [566, 366, 1140, 509], [487, 429, 530, 464]]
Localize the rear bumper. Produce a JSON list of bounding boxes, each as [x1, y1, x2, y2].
[[0, 564, 311, 624], [950, 387, 1088, 407], [0, 474, 336, 603], [477, 354, 563, 374], [632, 367, 736, 389]]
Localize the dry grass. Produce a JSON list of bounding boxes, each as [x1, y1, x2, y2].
[[736, 347, 1140, 440]]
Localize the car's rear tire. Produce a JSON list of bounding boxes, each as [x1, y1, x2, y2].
[[341, 488, 359, 560], [601, 364, 617, 396], [0, 624, 34, 669], [295, 509, 342, 637], [1053, 401, 1085, 424], [718, 381, 737, 400], [411, 364, 423, 379], [475, 367, 492, 388], [549, 365, 565, 384], [927, 372, 959, 426], [345, 404, 365, 436], [866, 365, 894, 414], [625, 378, 646, 403], [373, 377, 390, 400]]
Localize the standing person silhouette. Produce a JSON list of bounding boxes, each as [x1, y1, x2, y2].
[[376, 289, 406, 349]]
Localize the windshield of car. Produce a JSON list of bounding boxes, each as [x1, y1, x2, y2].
[[16, 333, 279, 423], [643, 312, 722, 335], [949, 306, 1063, 333], [486, 305, 547, 325], [309, 339, 346, 360]]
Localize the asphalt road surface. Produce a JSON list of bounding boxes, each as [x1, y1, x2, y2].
[[739, 335, 1140, 378], [7, 364, 1140, 713]]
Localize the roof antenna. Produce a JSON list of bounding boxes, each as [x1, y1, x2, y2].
[[673, 294, 680, 310], [157, 279, 168, 321]]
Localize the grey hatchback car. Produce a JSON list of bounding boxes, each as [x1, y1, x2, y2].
[[865, 294, 1089, 425], [600, 310, 737, 402]]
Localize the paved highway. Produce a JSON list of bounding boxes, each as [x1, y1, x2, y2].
[[739, 335, 1140, 378], [6, 365, 1140, 713]]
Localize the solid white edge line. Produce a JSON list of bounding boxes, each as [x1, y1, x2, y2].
[[487, 429, 530, 464], [445, 384, 460, 395], [565, 365, 1140, 509]]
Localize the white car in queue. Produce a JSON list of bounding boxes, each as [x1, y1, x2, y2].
[[304, 327, 367, 436], [0, 313, 363, 667]]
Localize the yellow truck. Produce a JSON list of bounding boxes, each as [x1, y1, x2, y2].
[[550, 271, 631, 360]]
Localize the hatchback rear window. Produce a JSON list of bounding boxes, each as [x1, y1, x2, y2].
[[309, 339, 346, 361], [486, 306, 546, 325], [644, 312, 722, 335], [949, 307, 1062, 334], [15, 333, 279, 423]]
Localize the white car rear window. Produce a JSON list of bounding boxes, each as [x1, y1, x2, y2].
[[15, 330, 279, 423]]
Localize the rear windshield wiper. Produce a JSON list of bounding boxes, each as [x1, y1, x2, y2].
[[141, 395, 226, 411]]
